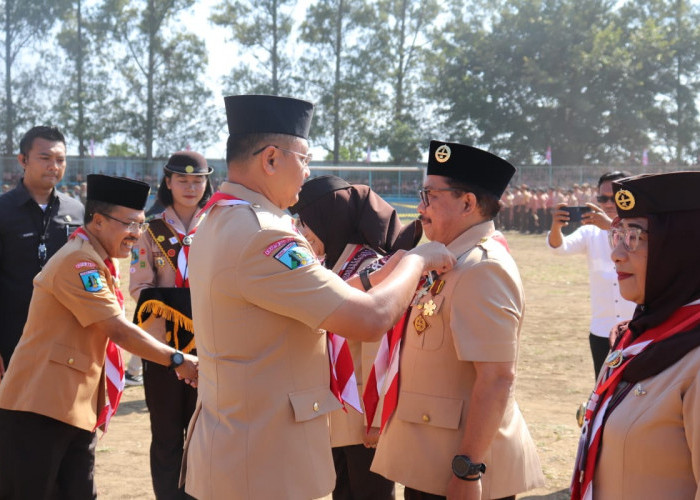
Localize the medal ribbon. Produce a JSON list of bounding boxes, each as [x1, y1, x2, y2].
[[572, 303, 700, 500], [70, 227, 125, 433]]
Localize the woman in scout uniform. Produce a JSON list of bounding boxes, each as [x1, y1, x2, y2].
[[130, 151, 212, 499], [572, 171, 700, 500], [290, 175, 422, 500]]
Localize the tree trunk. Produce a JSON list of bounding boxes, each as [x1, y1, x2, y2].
[[332, 0, 343, 164], [146, 0, 155, 160], [4, 0, 13, 155]]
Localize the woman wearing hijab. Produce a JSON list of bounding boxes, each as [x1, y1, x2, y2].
[[572, 171, 700, 499], [290, 175, 422, 500], [129, 151, 213, 499]]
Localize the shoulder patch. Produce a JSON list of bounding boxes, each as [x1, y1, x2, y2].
[[74, 261, 98, 270], [79, 270, 104, 292], [273, 241, 315, 270], [264, 237, 296, 256]]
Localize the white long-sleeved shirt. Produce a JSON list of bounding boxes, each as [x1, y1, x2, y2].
[[546, 224, 636, 338]]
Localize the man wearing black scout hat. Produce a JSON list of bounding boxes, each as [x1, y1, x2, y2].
[[371, 141, 544, 499], [0, 174, 198, 499], [183, 96, 454, 499]]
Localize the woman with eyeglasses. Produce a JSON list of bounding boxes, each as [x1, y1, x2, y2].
[[289, 175, 422, 500], [547, 171, 637, 377], [129, 151, 213, 499], [572, 171, 700, 499]]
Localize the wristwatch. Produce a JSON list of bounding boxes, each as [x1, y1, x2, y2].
[[452, 455, 486, 481], [168, 350, 185, 371], [359, 267, 374, 291]]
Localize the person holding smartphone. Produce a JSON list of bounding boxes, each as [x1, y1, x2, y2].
[[546, 171, 637, 377]]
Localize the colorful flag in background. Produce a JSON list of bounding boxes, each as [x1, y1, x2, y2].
[[545, 146, 552, 165], [365, 145, 371, 163], [642, 149, 648, 166]]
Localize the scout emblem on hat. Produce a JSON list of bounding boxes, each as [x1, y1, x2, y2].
[[435, 144, 451, 163], [614, 190, 635, 211], [426, 140, 515, 198], [164, 151, 213, 176]]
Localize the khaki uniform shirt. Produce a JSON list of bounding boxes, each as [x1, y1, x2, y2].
[[372, 221, 544, 498], [329, 244, 383, 447], [593, 344, 700, 499], [129, 207, 200, 343], [0, 235, 123, 431], [184, 182, 353, 500]]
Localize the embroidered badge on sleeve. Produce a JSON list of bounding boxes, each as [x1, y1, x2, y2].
[[80, 270, 104, 292], [273, 241, 315, 270]]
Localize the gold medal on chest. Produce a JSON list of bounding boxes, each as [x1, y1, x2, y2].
[[156, 256, 165, 267], [413, 314, 429, 334], [605, 349, 623, 368]]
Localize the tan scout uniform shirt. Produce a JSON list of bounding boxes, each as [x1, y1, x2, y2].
[[184, 182, 353, 500], [130, 207, 199, 342], [329, 244, 383, 447], [372, 220, 544, 498], [0, 235, 123, 431], [593, 344, 700, 499]]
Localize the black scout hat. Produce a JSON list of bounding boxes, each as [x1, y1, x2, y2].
[[426, 141, 515, 198], [613, 171, 700, 218], [289, 175, 351, 215], [163, 151, 213, 175], [224, 95, 314, 140], [87, 174, 150, 210]]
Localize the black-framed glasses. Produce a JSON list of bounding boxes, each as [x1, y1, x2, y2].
[[418, 187, 463, 206], [596, 195, 615, 204], [609, 226, 647, 252], [252, 144, 313, 166], [99, 212, 149, 233]]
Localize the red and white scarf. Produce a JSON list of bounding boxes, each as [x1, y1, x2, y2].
[[571, 303, 700, 500], [363, 231, 510, 432], [71, 227, 125, 433]]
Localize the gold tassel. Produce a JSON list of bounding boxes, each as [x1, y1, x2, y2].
[[136, 299, 196, 353]]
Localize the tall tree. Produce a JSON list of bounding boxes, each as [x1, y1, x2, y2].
[[372, 0, 440, 163], [212, 0, 296, 96], [1, 0, 67, 154], [299, 0, 382, 162], [104, 0, 217, 159]]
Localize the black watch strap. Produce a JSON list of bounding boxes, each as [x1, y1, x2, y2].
[[359, 268, 373, 291]]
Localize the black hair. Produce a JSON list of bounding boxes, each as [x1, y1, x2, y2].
[[19, 126, 66, 156], [156, 172, 213, 208], [444, 178, 502, 219], [84, 200, 117, 224], [598, 170, 631, 188]]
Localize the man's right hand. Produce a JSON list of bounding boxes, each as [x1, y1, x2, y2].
[[551, 202, 570, 231], [175, 353, 198, 388], [408, 241, 456, 275]]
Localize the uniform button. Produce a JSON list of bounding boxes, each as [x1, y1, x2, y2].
[[68, 358, 75, 365], [252, 203, 261, 208], [313, 402, 320, 412], [422, 414, 430, 423]]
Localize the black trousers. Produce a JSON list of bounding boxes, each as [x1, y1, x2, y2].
[[404, 486, 515, 500], [332, 444, 394, 500], [0, 409, 97, 499], [143, 359, 197, 500], [589, 332, 611, 379]]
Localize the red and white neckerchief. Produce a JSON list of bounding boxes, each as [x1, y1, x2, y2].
[[571, 302, 700, 500], [70, 227, 125, 433], [170, 213, 205, 288], [327, 244, 370, 414], [363, 231, 511, 432]]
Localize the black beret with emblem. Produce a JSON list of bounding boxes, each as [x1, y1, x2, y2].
[[164, 151, 213, 175], [613, 171, 700, 218], [87, 174, 150, 210], [224, 94, 314, 140], [427, 141, 515, 198]]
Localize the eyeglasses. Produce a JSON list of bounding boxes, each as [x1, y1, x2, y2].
[[609, 226, 648, 252], [99, 212, 149, 233], [418, 187, 463, 206], [252, 145, 313, 167], [596, 195, 615, 204]]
